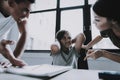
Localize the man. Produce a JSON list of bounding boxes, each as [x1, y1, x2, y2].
[[0, 0, 35, 67]]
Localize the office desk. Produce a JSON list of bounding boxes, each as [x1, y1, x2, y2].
[[52, 69, 100, 80], [0, 69, 100, 80]]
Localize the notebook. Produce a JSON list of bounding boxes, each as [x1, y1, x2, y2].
[[4, 64, 72, 78]]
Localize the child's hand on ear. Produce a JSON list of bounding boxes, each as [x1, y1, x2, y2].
[[50, 41, 60, 54], [51, 45, 60, 54]]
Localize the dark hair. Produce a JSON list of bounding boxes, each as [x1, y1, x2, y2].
[[14, 0, 35, 4], [56, 30, 69, 42], [93, 0, 120, 22]]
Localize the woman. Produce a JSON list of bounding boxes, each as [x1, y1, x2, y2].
[[84, 0, 120, 63]]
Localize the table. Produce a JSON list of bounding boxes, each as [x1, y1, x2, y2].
[[0, 69, 101, 80], [52, 69, 100, 80]]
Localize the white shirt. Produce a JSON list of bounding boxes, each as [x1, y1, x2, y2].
[[51, 47, 80, 69], [0, 13, 15, 40], [0, 12, 19, 62]]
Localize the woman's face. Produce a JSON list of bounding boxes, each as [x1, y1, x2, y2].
[[93, 12, 111, 31]]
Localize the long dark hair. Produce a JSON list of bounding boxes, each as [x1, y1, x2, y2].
[[93, 0, 120, 24]]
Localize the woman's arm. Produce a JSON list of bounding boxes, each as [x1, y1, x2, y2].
[[84, 49, 120, 63], [84, 35, 103, 50], [103, 50, 120, 63]]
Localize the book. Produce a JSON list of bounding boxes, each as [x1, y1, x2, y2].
[[3, 64, 72, 78]]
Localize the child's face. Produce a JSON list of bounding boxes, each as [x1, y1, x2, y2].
[[93, 12, 111, 31], [60, 32, 72, 49]]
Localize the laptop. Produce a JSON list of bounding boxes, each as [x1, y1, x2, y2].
[[99, 71, 120, 80], [5, 64, 72, 78]]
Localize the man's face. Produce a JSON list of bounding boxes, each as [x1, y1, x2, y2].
[[60, 32, 72, 49], [0, 0, 11, 16], [12, 1, 31, 21], [93, 12, 111, 31]]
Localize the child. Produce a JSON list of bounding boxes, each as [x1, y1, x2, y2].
[[50, 30, 86, 68], [50, 29, 105, 68]]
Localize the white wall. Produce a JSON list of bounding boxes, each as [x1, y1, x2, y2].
[[21, 52, 120, 71], [21, 52, 52, 65], [88, 58, 120, 71]]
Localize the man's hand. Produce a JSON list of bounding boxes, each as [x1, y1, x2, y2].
[[11, 58, 27, 67], [0, 39, 14, 54], [0, 40, 26, 67]]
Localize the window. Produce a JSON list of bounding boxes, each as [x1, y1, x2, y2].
[[31, 0, 56, 11], [26, 11, 56, 50], [25, 0, 119, 50], [60, 0, 84, 8], [61, 9, 83, 38], [88, 0, 97, 4], [26, 0, 85, 50]]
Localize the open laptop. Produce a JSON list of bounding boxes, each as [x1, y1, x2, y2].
[[5, 64, 72, 78], [99, 71, 120, 80]]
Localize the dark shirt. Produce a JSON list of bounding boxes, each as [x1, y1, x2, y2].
[[100, 29, 120, 48]]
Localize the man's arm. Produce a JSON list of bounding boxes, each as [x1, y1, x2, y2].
[[13, 20, 27, 58], [0, 40, 26, 67], [0, 40, 15, 60]]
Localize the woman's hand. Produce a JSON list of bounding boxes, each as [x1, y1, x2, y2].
[[84, 49, 104, 60]]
